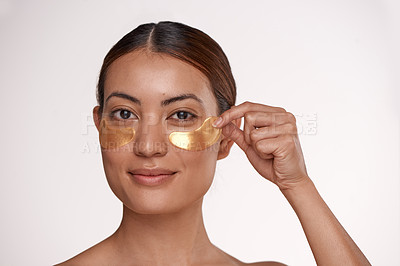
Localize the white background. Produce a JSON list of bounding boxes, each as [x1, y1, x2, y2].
[[0, 0, 399, 265]]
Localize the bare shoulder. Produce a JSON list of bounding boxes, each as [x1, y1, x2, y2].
[[212, 245, 286, 266], [54, 241, 286, 266], [214, 245, 287, 266], [53, 246, 104, 266], [246, 262, 287, 266], [54, 237, 112, 266]]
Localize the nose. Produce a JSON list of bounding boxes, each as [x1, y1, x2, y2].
[[133, 116, 168, 157]]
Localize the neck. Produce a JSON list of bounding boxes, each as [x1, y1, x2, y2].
[[110, 197, 215, 265]]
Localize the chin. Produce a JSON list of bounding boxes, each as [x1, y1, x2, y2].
[[123, 196, 191, 215]]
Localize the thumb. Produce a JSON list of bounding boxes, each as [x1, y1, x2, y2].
[[221, 122, 270, 175], [221, 122, 249, 152]]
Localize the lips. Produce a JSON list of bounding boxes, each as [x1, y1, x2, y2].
[[129, 168, 176, 176], [128, 168, 177, 186]]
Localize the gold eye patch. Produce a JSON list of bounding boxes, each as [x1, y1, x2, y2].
[[99, 119, 135, 149], [99, 116, 221, 151], [168, 116, 221, 151]]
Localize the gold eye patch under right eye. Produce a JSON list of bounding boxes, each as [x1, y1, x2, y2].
[[99, 119, 135, 149]]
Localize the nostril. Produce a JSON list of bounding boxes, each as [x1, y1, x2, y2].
[[133, 138, 169, 157]]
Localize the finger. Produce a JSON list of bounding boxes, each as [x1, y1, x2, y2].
[[243, 111, 296, 144], [213, 101, 286, 128], [243, 116, 251, 145], [249, 123, 298, 145], [253, 134, 294, 160], [222, 121, 274, 162], [245, 111, 296, 128], [221, 121, 249, 153]]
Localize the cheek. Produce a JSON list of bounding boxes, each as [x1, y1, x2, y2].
[[178, 145, 220, 194], [98, 143, 220, 214], [101, 150, 129, 202]]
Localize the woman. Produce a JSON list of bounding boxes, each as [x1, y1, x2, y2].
[[56, 21, 370, 265]]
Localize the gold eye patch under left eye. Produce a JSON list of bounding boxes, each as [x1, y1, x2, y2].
[[99, 116, 221, 151], [168, 116, 222, 151]]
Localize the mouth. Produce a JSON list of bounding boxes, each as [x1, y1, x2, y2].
[[128, 168, 178, 186]]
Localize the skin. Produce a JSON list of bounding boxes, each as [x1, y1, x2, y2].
[[214, 105, 371, 265], [56, 49, 370, 266]]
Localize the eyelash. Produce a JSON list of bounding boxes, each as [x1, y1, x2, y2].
[[110, 109, 197, 123], [110, 109, 138, 120], [170, 110, 197, 123]]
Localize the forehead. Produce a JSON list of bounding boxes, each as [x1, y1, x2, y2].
[[104, 50, 218, 114]]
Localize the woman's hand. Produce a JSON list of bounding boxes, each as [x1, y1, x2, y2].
[[213, 101, 309, 191], [214, 102, 371, 265]]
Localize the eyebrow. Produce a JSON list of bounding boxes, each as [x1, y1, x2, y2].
[[105, 92, 140, 105], [161, 93, 203, 107], [105, 92, 204, 107]]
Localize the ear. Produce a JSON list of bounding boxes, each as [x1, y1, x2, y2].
[[217, 118, 242, 160], [93, 106, 101, 131]]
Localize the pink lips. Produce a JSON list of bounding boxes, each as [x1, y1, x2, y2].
[[129, 168, 177, 186]]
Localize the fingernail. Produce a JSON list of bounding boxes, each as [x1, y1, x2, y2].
[[212, 117, 223, 127]]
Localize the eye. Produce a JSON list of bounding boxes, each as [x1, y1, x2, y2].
[[111, 109, 136, 120], [170, 110, 197, 122]]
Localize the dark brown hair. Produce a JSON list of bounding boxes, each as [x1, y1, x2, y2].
[[96, 21, 236, 116]]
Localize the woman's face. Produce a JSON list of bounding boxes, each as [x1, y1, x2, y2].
[[93, 50, 226, 214]]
